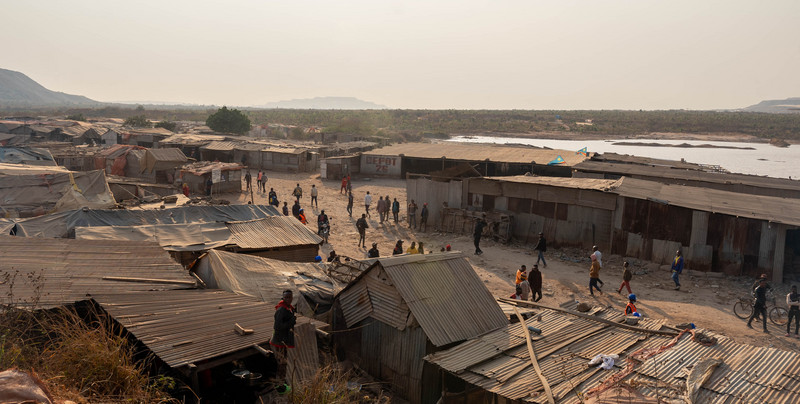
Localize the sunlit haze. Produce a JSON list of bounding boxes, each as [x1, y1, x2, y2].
[[3, 0, 799, 109]]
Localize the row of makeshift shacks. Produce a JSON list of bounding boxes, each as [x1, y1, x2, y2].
[[2, 202, 800, 403]]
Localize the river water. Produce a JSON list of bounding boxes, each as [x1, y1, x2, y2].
[[447, 136, 800, 179]]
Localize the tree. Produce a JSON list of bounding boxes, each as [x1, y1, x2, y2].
[[65, 113, 86, 121], [206, 106, 251, 134], [155, 120, 177, 131], [124, 115, 151, 128]]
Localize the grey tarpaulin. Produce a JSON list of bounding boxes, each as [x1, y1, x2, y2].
[[195, 249, 338, 318], [0, 170, 115, 216]]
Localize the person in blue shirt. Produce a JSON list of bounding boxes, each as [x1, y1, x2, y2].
[[671, 250, 684, 291]]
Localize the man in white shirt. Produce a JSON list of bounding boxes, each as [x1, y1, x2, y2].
[[591, 245, 603, 268], [364, 191, 372, 218]]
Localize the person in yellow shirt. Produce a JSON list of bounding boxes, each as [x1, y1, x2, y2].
[[406, 241, 419, 254], [515, 265, 528, 285], [589, 255, 603, 296]]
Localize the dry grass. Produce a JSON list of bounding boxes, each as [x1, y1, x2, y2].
[[288, 363, 390, 404], [0, 305, 176, 403]]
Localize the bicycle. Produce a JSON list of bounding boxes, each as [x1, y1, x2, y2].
[[733, 293, 788, 326]]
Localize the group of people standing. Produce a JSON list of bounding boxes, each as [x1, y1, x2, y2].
[[510, 264, 544, 302]]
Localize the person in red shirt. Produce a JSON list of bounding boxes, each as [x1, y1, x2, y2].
[[341, 176, 347, 194]]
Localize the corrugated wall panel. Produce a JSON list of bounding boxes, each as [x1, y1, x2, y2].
[[338, 282, 372, 327]]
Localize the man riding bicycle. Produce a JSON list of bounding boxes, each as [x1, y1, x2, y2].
[[317, 210, 330, 243]]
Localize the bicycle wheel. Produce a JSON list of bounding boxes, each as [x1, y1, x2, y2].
[[769, 307, 788, 326], [733, 300, 753, 319]]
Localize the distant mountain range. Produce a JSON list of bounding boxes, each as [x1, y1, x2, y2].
[[0, 68, 100, 107], [742, 97, 800, 113], [254, 96, 387, 110]]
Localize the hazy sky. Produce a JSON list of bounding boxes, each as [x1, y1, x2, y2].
[[3, 0, 799, 109]]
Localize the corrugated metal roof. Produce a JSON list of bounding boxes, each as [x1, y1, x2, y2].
[[91, 289, 281, 369], [180, 161, 242, 175], [591, 152, 708, 170], [425, 305, 800, 404], [0, 236, 194, 309], [379, 253, 509, 346], [611, 177, 800, 227], [335, 252, 508, 346], [200, 140, 237, 151], [227, 216, 322, 248], [483, 175, 619, 191], [363, 142, 590, 166], [575, 160, 800, 192]]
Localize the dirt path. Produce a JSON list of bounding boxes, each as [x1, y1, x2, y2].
[[223, 171, 800, 352]]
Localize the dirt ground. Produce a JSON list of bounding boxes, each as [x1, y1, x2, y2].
[[222, 170, 800, 352]]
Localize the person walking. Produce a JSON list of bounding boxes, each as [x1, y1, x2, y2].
[[292, 183, 303, 201], [420, 203, 429, 232], [205, 177, 213, 196], [589, 255, 603, 296], [364, 191, 372, 218], [282, 201, 289, 216], [356, 214, 368, 248], [671, 250, 684, 291], [257, 170, 264, 192], [591, 246, 603, 268], [292, 200, 301, 218], [317, 209, 329, 241], [534, 232, 547, 268], [392, 240, 404, 255], [530, 264, 543, 302], [748, 278, 769, 332], [407, 200, 418, 229], [618, 261, 633, 294], [340, 176, 347, 194], [473, 213, 487, 255], [310, 184, 318, 208], [244, 170, 252, 192], [384, 195, 390, 222], [377, 196, 386, 223], [269, 188, 279, 207], [787, 285, 799, 338], [347, 191, 353, 217], [368, 242, 380, 258], [391, 198, 400, 223]]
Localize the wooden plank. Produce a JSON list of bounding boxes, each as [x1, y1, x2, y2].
[[513, 307, 555, 404]]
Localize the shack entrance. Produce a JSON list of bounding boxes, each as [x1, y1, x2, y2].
[[785, 228, 800, 283]]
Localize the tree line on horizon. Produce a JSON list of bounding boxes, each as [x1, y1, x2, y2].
[[5, 106, 800, 140]]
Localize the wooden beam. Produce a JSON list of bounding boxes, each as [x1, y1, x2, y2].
[[514, 307, 555, 404]]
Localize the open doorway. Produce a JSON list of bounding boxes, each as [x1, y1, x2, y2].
[[785, 229, 800, 283]]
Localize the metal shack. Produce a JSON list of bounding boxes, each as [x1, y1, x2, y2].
[[361, 143, 589, 178], [180, 161, 243, 194], [320, 154, 360, 180], [459, 175, 800, 282], [332, 252, 508, 403], [126, 148, 187, 183]]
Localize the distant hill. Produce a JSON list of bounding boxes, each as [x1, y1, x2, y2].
[[0, 68, 100, 107], [742, 97, 800, 113], [255, 96, 387, 110]]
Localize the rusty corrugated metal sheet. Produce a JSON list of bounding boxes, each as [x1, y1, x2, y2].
[[379, 253, 508, 346], [227, 217, 322, 249], [286, 322, 319, 385], [0, 236, 193, 309], [364, 274, 409, 330], [363, 142, 590, 166], [338, 281, 371, 327], [92, 289, 283, 369], [484, 175, 618, 191]]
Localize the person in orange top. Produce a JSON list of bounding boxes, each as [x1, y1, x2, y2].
[[589, 255, 603, 296], [298, 208, 308, 224], [515, 265, 528, 285], [625, 294, 638, 315]]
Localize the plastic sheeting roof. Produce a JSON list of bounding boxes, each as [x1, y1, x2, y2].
[[0, 169, 116, 215], [196, 249, 337, 317]]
